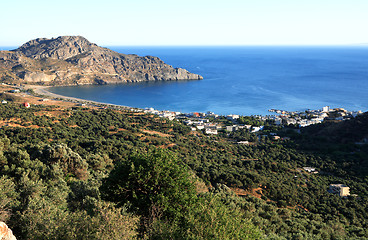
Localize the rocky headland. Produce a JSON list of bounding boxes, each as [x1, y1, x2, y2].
[[0, 36, 203, 86]]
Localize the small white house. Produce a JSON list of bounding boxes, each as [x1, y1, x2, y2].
[[226, 125, 239, 132], [322, 106, 330, 112], [251, 126, 264, 133], [227, 114, 240, 120], [196, 125, 205, 130], [303, 167, 316, 173], [205, 128, 218, 135], [274, 118, 283, 125], [328, 184, 350, 197]]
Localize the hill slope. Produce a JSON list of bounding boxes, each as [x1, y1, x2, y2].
[[0, 97, 367, 239], [0, 36, 203, 85], [302, 112, 368, 144]]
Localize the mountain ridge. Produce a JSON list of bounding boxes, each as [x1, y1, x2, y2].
[[0, 36, 203, 85]]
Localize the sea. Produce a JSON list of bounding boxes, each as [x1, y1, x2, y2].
[[43, 46, 368, 115]]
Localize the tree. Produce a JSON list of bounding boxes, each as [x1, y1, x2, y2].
[[101, 149, 197, 222], [0, 177, 18, 222], [101, 150, 263, 239]]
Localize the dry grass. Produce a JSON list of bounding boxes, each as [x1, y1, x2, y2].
[[142, 130, 173, 138]]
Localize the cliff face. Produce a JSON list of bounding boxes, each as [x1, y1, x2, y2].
[[0, 36, 203, 85]]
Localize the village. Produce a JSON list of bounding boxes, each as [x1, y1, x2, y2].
[[143, 105, 363, 136]]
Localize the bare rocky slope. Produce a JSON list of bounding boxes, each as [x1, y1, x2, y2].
[[0, 36, 203, 85]]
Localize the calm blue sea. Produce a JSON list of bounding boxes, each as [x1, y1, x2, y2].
[[46, 46, 368, 115]]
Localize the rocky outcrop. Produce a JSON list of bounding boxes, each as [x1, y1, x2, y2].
[[0, 222, 16, 240], [0, 36, 202, 85], [23, 72, 56, 82], [15, 36, 97, 60]]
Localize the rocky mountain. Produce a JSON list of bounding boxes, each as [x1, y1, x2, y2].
[[0, 36, 203, 85]]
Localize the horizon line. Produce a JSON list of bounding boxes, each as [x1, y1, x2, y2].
[[104, 44, 368, 47], [1, 43, 368, 49]]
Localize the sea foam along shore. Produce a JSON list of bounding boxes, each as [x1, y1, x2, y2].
[[25, 85, 130, 109]]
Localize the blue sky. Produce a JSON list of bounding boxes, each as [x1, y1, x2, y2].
[[1, 0, 367, 46]]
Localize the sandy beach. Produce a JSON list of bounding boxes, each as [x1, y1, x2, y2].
[[24, 85, 130, 109], [25, 85, 88, 102]]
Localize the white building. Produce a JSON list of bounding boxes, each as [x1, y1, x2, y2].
[[205, 123, 219, 130], [242, 125, 252, 130], [144, 108, 159, 114], [159, 111, 176, 120], [322, 106, 330, 112], [303, 167, 317, 173], [251, 126, 264, 133], [274, 118, 283, 125], [205, 128, 218, 135], [227, 114, 240, 120], [328, 184, 350, 197], [226, 125, 239, 132], [183, 120, 193, 125], [285, 118, 297, 125], [196, 125, 205, 130]]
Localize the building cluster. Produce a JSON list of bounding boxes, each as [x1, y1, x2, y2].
[[143, 106, 363, 137], [143, 108, 180, 121], [143, 108, 264, 135], [143, 108, 223, 134], [266, 106, 362, 128], [303, 167, 318, 174], [226, 125, 252, 132], [183, 119, 222, 135]]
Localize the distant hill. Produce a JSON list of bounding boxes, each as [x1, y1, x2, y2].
[[0, 36, 202, 85]]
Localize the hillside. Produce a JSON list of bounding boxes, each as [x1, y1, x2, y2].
[[0, 36, 203, 86], [301, 112, 368, 144], [0, 92, 367, 239]]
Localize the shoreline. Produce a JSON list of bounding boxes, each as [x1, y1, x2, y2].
[[25, 85, 132, 110], [1, 84, 363, 130], [20, 85, 365, 123]]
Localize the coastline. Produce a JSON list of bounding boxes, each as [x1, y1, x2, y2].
[[25, 85, 131, 109], [1, 84, 363, 130], [27, 85, 87, 102]]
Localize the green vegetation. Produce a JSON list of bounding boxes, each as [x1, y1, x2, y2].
[[0, 103, 367, 239]]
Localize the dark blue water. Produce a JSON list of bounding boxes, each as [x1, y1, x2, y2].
[[48, 46, 368, 115]]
